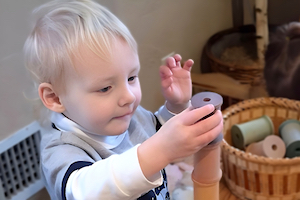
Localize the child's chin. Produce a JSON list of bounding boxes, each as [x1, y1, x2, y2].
[[111, 125, 130, 135]]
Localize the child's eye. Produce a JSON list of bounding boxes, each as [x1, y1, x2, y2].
[[128, 76, 137, 82], [99, 86, 111, 93]]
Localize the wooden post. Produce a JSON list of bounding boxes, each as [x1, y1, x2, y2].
[[255, 0, 268, 68]]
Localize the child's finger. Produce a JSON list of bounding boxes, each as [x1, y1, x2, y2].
[[196, 120, 223, 145], [194, 110, 223, 133], [173, 54, 182, 63], [182, 59, 194, 71], [159, 65, 173, 89], [165, 57, 176, 68], [180, 104, 215, 125], [159, 65, 173, 79], [173, 54, 182, 67]]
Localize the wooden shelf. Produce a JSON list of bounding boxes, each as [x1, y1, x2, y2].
[[191, 72, 268, 101]]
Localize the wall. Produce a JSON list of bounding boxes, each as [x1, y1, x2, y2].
[[0, 0, 49, 141], [0, 0, 232, 141], [99, 0, 233, 112]]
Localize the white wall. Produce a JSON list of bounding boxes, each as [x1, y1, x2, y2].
[[99, 1, 233, 112], [0, 0, 232, 140], [0, 0, 49, 141]]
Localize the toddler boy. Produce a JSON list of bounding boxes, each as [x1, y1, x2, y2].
[[24, 0, 223, 199]]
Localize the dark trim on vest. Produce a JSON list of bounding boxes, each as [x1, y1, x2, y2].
[[52, 123, 59, 131], [154, 116, 162, 131], [62, 161, 93, 200]]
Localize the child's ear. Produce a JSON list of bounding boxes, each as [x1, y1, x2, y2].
[[38, 83, 65, 113]]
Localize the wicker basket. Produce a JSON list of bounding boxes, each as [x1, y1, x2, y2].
[[221, 97, 300, 200], [204, 25, 264, 85]]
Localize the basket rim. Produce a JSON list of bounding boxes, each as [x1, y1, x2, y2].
[[221, 97, 300, 165]]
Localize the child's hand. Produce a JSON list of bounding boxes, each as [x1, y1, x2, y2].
[[157, 104, 223, 162], [159, 54, 194, 113], [138, 104, 223, 179]]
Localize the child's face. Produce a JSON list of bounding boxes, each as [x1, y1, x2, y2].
[[59, 38, 141, 136]]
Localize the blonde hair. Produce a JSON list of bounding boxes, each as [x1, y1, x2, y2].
[[24, 0, 137, 86]]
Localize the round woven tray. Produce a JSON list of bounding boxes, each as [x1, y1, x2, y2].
[[204, 25, 263, 85], [221, 97, 300, 199]]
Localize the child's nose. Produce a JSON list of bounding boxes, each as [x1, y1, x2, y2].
[[118, 86, 135, 106]]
